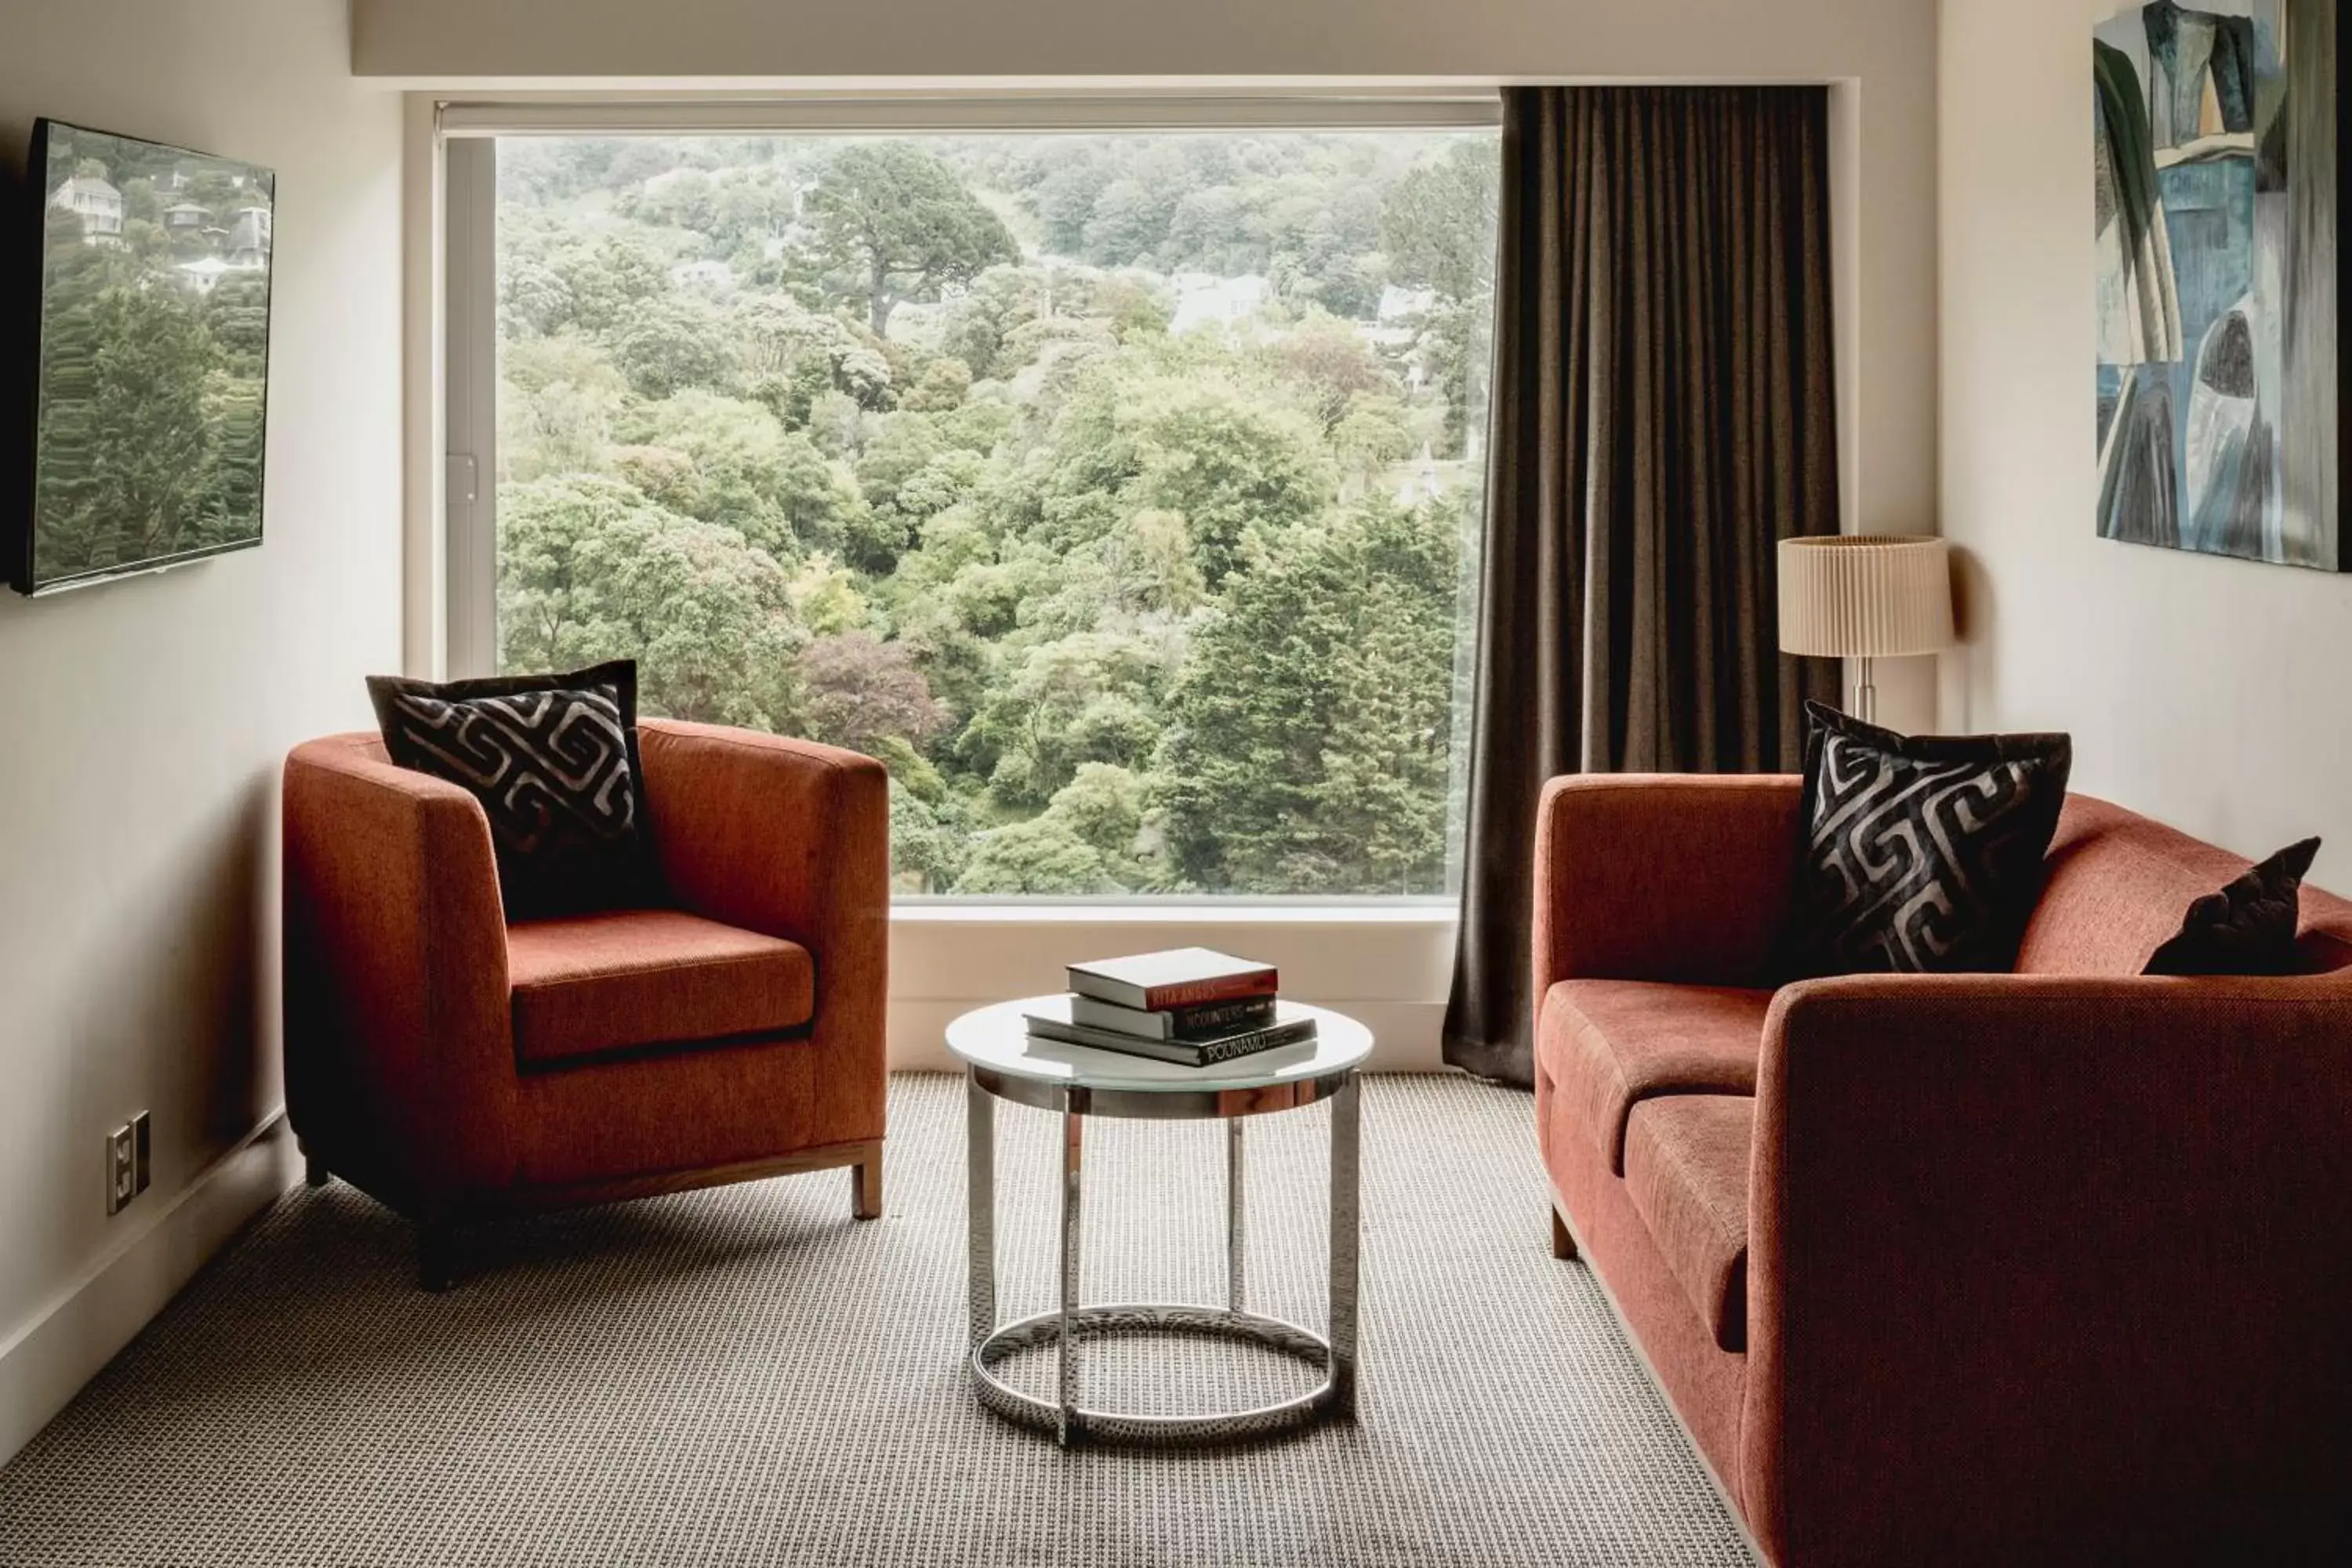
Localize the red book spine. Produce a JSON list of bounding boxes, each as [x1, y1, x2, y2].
[[1139, 973, 1279, 1011]]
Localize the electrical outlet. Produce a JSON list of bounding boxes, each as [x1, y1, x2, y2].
[[106, 1124, 136, 1215], [132, 1111, 151, 1196]]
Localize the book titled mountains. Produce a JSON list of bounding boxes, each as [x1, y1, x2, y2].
[[1024, 994, 1317, 1069], [1070, 993, 1276, 1040], [1065, 948, 1278, 1011]]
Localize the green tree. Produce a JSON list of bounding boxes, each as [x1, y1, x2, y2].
[[609, 294, 741, 399], [191, 375, 266, 543], [498, 474, 804, 728], [964, 631, 1167, 810], [1380, 140, 1497, 304], [201, 274, 271, 375], [1159, 497, 1458, 895], [620, 390, 864, 559], [501, 336, 629, 481], [951, 814, 1115, 896], [807, 144, 1021, 335], [1381, 140, 1499, 453], [82, 288, 217, 568], [550, 235, 667, 336], [1121, 378, 1334, 585]]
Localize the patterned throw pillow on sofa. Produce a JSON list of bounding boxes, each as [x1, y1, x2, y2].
[[1788, 702, 2073, 977], [367, 660, 657, 920], [2144, 838, 2323, 978]]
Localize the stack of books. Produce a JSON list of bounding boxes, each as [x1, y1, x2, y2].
[[1024, 948, 1319, 1068]]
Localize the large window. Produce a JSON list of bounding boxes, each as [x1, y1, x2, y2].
[[470, 122, 1498, 898]]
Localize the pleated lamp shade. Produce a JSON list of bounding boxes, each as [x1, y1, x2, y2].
[[1777, 535, 1955, 660]]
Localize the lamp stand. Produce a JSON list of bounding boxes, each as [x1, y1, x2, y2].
[[1852, 656, 1878, 725]]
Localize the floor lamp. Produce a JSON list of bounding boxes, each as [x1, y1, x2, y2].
[[1777, 535, 1955, 724]]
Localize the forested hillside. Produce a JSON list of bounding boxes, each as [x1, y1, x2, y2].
[[495, 132, 1497, 895]]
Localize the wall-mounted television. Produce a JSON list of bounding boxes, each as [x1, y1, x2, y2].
[[9, 119, 274, 597]]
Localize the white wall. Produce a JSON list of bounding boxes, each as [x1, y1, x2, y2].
[[1940, 0, 2352, 885], [0, 0, 403, 1463]]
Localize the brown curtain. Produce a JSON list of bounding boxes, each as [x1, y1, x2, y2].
[[1443, 86, 1841, 1086]]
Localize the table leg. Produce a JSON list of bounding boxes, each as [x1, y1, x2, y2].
[[1226, 1117, 1247, 1313], [967, 1073, 995, 1347], [1058, 1087, 1087, 1446], [1328, 1074, 1361, 1417]]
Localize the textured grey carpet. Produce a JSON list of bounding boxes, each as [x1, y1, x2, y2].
[[0, 1075, 1753, 1566]]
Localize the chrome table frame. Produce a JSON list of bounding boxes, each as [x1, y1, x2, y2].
[[964, 1065, 1361, 1446]]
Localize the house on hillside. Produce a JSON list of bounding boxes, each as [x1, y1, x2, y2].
[[1170, 273, 1270, 336], [162, 201, 211, 236], [176, 255, 236, 295], [225, 207, 271, 269], [1377, 285, 1436, 322], [48, 175, 124, 245], [670, 259, 735, 292]]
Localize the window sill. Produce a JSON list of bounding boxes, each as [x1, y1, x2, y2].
[[887, 902, 1458, 1071], [891, 902, 1457, 927]]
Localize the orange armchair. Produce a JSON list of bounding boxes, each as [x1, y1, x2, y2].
[[282, 717, 890, 1288]]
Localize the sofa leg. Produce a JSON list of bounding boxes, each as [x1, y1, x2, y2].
[[417, 1217, 456, 1293], [303, 1152, 331, 1189], [1550, 1207, 1579, 1261], [852, 1150, 883, 1221]]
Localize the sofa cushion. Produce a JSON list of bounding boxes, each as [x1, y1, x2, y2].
[[1790, 702, 2073, 976], [368, 660, 659, 921], [1623, 1094, 1753, 1353], [1537, 980, 1771, 1174], [2146, 838, 2324, 977], [507, 909, 815, 1067]]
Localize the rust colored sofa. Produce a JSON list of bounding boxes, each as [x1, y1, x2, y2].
[[284, 718, 889, 1288], [1535, 776, 2352, 1566]]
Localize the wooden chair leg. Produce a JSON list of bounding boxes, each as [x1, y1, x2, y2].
[[417, 1216, 456, 1293], [852, 1149, 883, 1221], [1551, 1207, 1579, 1261]]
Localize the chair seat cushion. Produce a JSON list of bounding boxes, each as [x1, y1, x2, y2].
[[1623, 1095, 1754, 1352], [507, 909, 814, 1067], [1537, 979, 1772, 1174]]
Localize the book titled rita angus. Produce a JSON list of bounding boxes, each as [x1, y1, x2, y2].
[[1064, 948, 1278, 1011]]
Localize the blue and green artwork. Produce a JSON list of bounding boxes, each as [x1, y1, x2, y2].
[[2094, 0, 2342, 571]]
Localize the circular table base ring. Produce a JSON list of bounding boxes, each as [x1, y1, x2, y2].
[[971, 1303, 1345, 1445]]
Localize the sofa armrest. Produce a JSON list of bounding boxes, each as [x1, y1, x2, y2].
[[638, 720, 890, 1137], [1532, 773, 1802, 994], [1743, 972, 2352, 1565], [281, 735, 517, 1200]]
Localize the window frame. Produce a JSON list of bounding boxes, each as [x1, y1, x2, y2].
[[439, 92, 1501, 918]]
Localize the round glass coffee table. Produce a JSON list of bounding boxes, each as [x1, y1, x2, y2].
[[949, 997, 1374, 1446]]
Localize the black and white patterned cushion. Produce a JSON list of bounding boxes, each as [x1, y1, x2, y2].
[[367, 660, 656, 920], [1788, 702, 2073, 977]]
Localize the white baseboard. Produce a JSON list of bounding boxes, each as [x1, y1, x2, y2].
[[0, 1112, 299, 1469]]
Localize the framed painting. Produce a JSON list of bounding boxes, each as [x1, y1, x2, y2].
[[2094, 0, 2345, 570]]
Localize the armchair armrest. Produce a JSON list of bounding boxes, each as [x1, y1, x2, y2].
[[1532, 773, 1802, 994], [637, 720, 890, 1137], [281, 735, 517, 1200], [1744, 971, 2352, 1564]]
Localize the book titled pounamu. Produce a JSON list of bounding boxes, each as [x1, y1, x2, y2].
[[1065, 948, 1277, 1011]]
